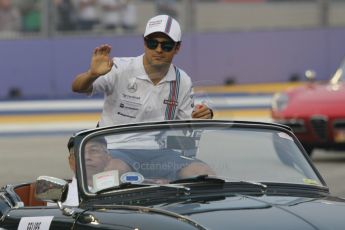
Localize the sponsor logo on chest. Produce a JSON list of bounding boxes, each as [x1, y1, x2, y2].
[[122, 93, 140, 101]]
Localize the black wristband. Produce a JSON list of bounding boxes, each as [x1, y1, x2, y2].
[[209, 109, 214, 119]]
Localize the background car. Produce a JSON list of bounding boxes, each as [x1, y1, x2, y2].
[[271, 59, 345, 155], [1, 120, 345, 229]]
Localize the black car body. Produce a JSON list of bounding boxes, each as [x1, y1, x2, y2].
[[1, 120, 345, 229]]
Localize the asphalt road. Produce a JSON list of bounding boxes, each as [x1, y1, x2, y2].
[[0, 135, 344, 198], [0, 135, 73, 186]]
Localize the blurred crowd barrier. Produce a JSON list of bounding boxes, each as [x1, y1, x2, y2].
[[1, 0, 345, 39]]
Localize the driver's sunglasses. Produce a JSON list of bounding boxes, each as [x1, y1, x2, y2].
[[145, 38, 176, 52]]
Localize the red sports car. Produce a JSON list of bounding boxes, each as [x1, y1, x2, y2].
[[271, 59, 345, 156]]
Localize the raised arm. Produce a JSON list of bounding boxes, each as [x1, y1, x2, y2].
[[72, 44, 114, 93]]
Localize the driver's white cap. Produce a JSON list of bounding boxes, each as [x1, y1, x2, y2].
[[144, 15, 181, 42]]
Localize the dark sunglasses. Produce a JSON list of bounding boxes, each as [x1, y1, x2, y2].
[[145, 38, 176, 52]]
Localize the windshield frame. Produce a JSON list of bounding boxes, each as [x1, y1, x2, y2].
[[73, 120, 327, 199]]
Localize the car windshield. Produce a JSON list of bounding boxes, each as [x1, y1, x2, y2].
[[79, 123, 323, 193]]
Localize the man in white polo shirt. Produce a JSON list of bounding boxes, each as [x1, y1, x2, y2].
[[70, 15, 214, 188], [71, 14, 213, 124]]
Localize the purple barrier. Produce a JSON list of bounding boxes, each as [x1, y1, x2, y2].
[[1, 27, 345, 99]]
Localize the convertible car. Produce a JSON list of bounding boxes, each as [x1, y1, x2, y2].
[[271, 58, 345, 155], [1, 120, 345, 229]]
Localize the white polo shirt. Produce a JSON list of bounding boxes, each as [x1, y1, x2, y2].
[[92, 54, 194, 127]]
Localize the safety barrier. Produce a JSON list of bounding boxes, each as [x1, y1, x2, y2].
[[0, 82, 304, 135]]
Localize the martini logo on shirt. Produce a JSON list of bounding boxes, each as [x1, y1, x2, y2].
[[163, 99, 178, 106]]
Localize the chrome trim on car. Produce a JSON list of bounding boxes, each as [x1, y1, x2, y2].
[[35, 176, 68, 203]]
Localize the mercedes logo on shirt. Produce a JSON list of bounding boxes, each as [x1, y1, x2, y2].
[[127, 82, 137, 93]]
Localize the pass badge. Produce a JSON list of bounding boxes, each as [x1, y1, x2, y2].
[[93, 170, 119, 192]]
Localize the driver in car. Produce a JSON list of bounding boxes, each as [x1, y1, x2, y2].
[[69, 135, 215, 183], [61, 136, 113, 206], [63, 134, 215, 205]]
